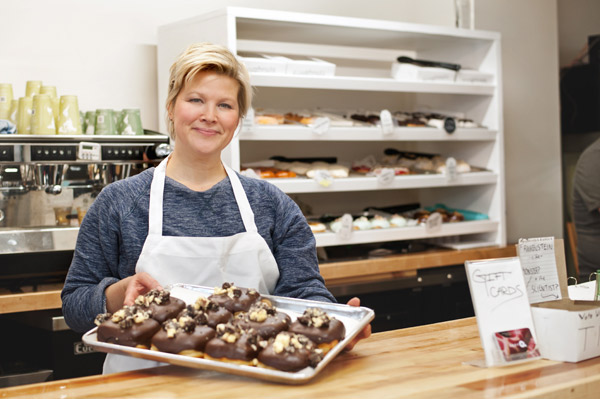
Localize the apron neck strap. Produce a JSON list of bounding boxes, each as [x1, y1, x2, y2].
[[148, 157, 258, 235]]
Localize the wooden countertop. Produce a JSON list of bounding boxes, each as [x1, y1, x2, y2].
[[1, 317, 599, 398], [0, 246, 516, 314]]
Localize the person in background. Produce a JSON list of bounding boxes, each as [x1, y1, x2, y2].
[[572, 137, 600, 279], [61, 42, 370, 373]]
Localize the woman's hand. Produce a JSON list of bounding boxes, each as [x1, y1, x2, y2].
[[105, 272, 162, 313], [343, 297, 372, 351]]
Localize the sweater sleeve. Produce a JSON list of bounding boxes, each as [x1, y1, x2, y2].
[[262, 183, 336, 303], [61, 177, 145, 333]]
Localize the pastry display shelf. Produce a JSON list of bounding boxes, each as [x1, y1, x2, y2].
[[240, 126, 498, 142], [263, 171, 497, 194], [158, 7, 506, 248], [249, 73, 495, 95], [314, 220, 498, 247]]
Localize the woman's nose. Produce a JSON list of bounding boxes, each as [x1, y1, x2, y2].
[[200, 105, 216, 122]]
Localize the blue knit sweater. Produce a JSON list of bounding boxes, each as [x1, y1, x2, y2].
[[61, 168, 335, 333]]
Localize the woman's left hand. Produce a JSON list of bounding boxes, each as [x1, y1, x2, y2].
[[343, 297, 372, 351]]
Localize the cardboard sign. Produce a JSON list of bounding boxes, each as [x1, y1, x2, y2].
[[465, 257, 539, 367], [518, 237, 562, 304]]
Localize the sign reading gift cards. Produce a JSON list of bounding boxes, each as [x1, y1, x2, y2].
[[465, 257, 539, 367]]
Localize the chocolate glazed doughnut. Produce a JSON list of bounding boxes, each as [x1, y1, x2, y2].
[[204, 322, 263, 366], [151, 313, 216, 357], [234, 301, 291, 339], [288, 308, 345, 354], [134, 289, 186, 324], [95, 305, 160, 348], [186, 296, 233, 328], [257, 332, 323, 372], [208, 282, 260, 314]]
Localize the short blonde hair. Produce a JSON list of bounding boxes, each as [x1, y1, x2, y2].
[[165, 42, 252, 139]]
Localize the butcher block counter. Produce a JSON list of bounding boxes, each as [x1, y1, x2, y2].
[[2, 317, 599, 399]]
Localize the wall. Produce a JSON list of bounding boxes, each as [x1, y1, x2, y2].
[[475, 0, 562, 243], [1, 0, 563, 244]]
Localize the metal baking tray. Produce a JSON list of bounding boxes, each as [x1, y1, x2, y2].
[[83, 283, 374, 384]]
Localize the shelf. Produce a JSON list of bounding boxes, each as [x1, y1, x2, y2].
[[320, 245, 516, 286], [315, 220, 499, 247], [263, 171, 497, 193], [241, 126, 497, 141], [0, 132, 169, 144], [250, 73, 495, 95]]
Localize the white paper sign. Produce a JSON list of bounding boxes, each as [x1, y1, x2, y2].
[[336, 213, 353, 240], [425, 212, 442, 234], [465, 257, 539, 367], [312, 169, 334, 188], [445, 157, 457, 182], [518, 237, 562, 304], [379, 109, 394, 135], [241, 107, 255, 133], [376, 168, 395, 186], [311, 117, 330, 135]]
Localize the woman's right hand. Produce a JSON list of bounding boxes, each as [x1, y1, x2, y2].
[[105, 272, 162, 313]]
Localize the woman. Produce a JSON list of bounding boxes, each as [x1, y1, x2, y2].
[[62, 42, 369, 373]]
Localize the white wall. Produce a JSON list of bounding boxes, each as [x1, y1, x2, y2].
[[475, 0, 563, 243], [1, 0, 564, 244]]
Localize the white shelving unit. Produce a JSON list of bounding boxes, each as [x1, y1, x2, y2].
[[157, 7, 505, 249]]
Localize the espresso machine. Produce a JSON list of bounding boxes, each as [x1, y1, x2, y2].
[[0, 132, 170, 386]]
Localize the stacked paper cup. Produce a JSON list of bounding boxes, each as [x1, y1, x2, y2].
[[4, 80, 84, 135], [0, 83, 13, 120]]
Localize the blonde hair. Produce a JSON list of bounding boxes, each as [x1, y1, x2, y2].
[[165, 42, 252, 139]]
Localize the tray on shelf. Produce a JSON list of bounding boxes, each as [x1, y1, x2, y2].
[[83, 284, 374, 384]]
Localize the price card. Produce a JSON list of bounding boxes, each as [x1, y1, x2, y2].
[[425, 212, 443, 234], [377, 168, 395, 186], [336, 213, 353, 241], [241, 107, 255, 133], [465, 257, 539, 367], [445, 157, 457, 182], [443, 117, 456, 133], [312, 169, 334, 188], [311, 117, 330, 136], [517, 237, 562, 304], [379, 109, 394, 136]]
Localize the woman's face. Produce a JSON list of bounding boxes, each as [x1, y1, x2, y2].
[[170, 70, 240, 161]]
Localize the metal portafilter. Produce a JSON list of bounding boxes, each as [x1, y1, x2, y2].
[[33, 164, 67, 194]]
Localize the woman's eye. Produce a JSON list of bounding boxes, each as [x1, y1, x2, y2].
[[189, 98, 203, 103], [218, 103, 233, 109]]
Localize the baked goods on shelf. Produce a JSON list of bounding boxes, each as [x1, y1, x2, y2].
[[95, 305, 160, 349], [257, 331, 324, 372], [288, 307, 346, 354], [308, 221, 327, 233]]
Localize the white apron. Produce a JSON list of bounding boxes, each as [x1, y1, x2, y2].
[[103, 156, 280, 374]]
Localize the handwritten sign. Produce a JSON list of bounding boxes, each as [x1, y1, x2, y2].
[[465, 257, 538, 367], [518, 237, 561, 304]]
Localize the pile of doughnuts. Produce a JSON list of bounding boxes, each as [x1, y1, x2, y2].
[[95, 283, 346, 372]]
